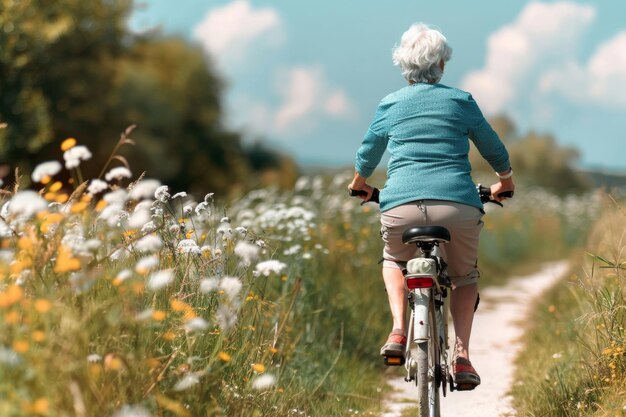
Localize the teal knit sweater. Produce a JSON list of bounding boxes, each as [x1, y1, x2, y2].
[[355, 83, 510, 212]]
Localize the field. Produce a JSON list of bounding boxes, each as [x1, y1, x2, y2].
[[0, 138, 607, 416]]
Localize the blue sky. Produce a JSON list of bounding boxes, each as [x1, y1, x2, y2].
[[130, 0, 626, 171]]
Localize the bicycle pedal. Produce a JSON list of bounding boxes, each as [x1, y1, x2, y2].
[[383, 355, 405, 366]]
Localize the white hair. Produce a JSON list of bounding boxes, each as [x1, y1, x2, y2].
[[392, 23, 452, 84]]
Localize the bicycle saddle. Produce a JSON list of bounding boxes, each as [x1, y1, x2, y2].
[[402, 226, 451, 244]]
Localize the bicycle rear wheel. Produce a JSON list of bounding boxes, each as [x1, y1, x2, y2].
[[415, 301, 441, 416]]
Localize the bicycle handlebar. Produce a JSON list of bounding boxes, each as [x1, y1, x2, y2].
[[349, 185, 513, 207]]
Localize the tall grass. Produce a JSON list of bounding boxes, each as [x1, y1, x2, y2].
[[0, 133, 603, 416], [512, 198, 626, 416]]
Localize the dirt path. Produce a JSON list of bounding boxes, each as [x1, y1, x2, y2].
[[380, 261, 569, 417]]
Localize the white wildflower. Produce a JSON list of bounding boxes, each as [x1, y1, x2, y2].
[[173, 373, 201, 392], [194, 202, 209, 215], [204, 193, 214, 201], [135, 255, 159, 273], [185, 317, 209, 333], [254, 260, 287, 277], [220, 276, 243, 301], [141, 221, 157, 234], [0, 347, 21, 367], [87, 354, 102, 363], [216, 305, 238, 330], [134, 235, 162, 252], [103, 189, 128, 206], [85, 239, 102, 251], [128, 202, 151, 229], [252, 373, 276, 390], [177, 239, 201, 255], [111, 404, 152, 417], [110, 247, 131, 261], [135, 308, 153, 321], [183, 204, 193, 215], [220, 216, 230, 223], [87, 179, 108, 195], [169, 224, 180, 233], [147, 269, 174, 291], [552, 352, 562, 359], [7, 191, 47, 219], [200, 277, 219, 293], [172, 191, 187, 200], [115, 269, 132, 283], [105, 166, 132, 182], [129, 179, 161, 200], [31, 161, 62, 182], [234, 241, 259, 265], [63, 145, 92, 169], [154, 185, 170, 202]]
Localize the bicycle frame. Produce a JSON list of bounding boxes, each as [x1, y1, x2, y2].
[[403, 246, 450, 417]]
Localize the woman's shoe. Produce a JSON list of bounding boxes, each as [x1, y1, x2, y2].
[[380, 329, 406, 357], [452, 357, 481, 387]]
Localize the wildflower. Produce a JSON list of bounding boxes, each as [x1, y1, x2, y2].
[[173, 373, 200, 391], [147, 269, 174, 291], [87, 354, 102, 363], [220, 276, 243, 301], [60, 137, 77, 151], [195, 202, 209, 215], [254, 260, 287, 277], [135, 256, 159, 274], [31, 161, 62, 183], [141, 221, 157, 234], [54, 245, 81, 273], [63, 145, 92, 169], [12, 340, 29, 353], [177, 239, 201, 255], [185, 317, 209, 333], [152, 310, 167, 321], [234, 241, 260, 265], [31, 331, 46, 342], [199, 277, 219, 293], [87, 179, 108, 195], [217, 351, 232, 362], [172, 191, 187, 200], [29, 398, 49, 415], [134, 235, 162, 253], [183, 204, 193, 215], [216, 305, 238, 330], [105, 166, 132, 182], [135, 309, 154, 321], [8, 191, 47, 219], [111, 404, 152, 417], [0, 347, 21, 367], [34, 299, 51, 313], [252, 373, 276, 390], [204, 193, 214, 201], [128, 202, 152, 229], [104, 189, 128, 206], [154, 185, 170, 202], [251, 363, 266, 373], [129, 179, 161, 200]]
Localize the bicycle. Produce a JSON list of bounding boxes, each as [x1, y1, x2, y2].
[[349, 184, 512, 417]]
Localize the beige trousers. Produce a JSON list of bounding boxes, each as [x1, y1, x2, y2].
[[380, 200, 484, 288]]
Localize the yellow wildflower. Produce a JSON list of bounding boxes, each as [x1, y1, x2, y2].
[[54, 245, 81, 273], [30, 398, 49, 415], [95, 199, 108, 212], [49, 181, 63, 192], [70, 201, 89, 214], [251, 363, 266, 373], [34, 299, 52, 313], [61, 137, 77, 151], [152, 310, 167, 321], [217, 351, 232, 362], [162, 331, 176, 341], [32, 331, 46, 343], [12, 340, 29, 353], [0, 285, 23, 308]]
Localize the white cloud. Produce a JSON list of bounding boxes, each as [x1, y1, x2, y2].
[[273, 66, 356, 135], [462, 1, 595, 115], [193, 0, 283, 67]]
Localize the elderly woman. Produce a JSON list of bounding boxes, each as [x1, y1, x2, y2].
[[349, 23, 515, 388]]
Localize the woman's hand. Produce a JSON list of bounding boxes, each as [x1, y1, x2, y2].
[[490, 177, 515, 203], [348, 172, 374, 202]]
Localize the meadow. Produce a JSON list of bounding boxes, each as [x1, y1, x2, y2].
[[512, 198, 626, 416], [0, 134, 606, 416]]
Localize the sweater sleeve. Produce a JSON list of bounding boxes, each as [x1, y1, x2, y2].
[[464, 95, 511, 173], [355, 100, 391, 178]]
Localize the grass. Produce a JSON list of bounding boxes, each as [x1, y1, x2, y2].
[[0, 134, 604, 416], [511, 199, 626, 416]]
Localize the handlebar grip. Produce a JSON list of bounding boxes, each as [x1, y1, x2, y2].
[[348, 187, 380, 204], [348, 188, 368, 197], [497, 190, 514, 199]]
